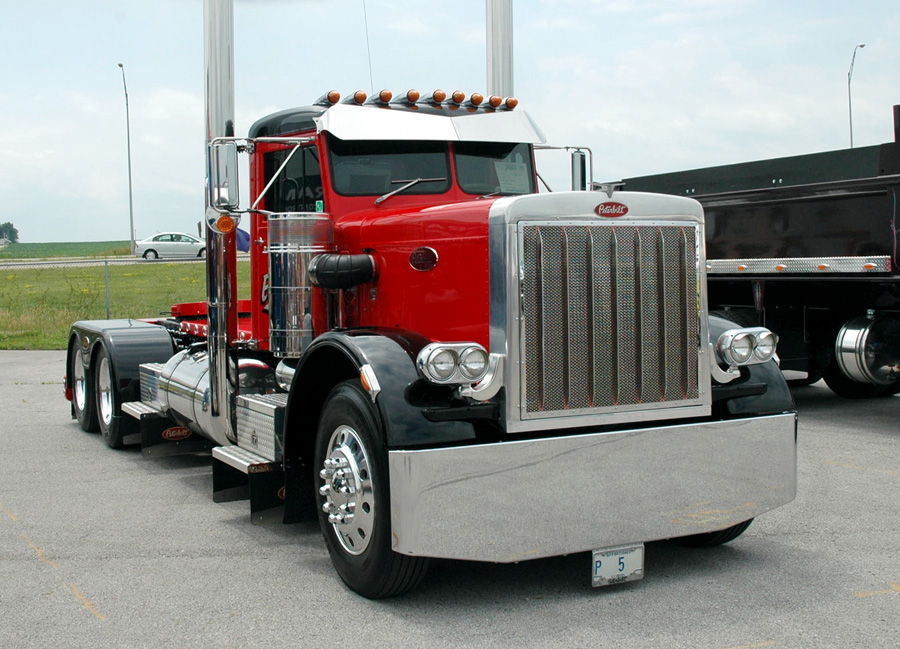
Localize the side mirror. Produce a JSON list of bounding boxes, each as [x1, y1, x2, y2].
[[571, 149, 587, 191], [208, 141, 240, 210]]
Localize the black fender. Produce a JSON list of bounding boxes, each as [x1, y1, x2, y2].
[[67, 319, 176, 405], [708, 314, 795, 417], [283, 328, 476, 463]]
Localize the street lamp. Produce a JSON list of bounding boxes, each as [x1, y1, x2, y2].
[[847, 43, 865, 148], [118, 63, 135, 254]]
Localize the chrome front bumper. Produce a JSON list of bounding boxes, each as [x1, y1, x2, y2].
[[388, 412, 797, 562]]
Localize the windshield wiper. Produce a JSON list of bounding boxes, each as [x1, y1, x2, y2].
[[374, 177, 447, 206]]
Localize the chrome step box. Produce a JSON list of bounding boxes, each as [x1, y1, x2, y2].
[[235, 393, 287, 462]]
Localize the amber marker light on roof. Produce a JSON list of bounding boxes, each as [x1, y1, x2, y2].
[[505, 97, 518, 110], [451, 90, 465, 104], [379, 89, 392, 103], [469, 93, 484, 106], [353, 90, 367, 105], [406, 89, 421, 103], [488, 95, 503, 108], [326, 90, 341, 104], [432, 89, 447, 103]]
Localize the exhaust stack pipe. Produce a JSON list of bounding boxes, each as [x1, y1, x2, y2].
[[203, 0, 238, 445]]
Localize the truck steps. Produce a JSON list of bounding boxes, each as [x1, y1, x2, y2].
[[212, 445, 285, 524], [121, 400, 214, 458]]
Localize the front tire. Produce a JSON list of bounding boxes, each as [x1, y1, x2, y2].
[[95, 346, 124, 448], [314, 380, 429, 598], [70, 346, 98, 432], [674, 519, 753, 548]]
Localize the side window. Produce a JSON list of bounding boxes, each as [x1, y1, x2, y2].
[[263, 146, 324, 213]]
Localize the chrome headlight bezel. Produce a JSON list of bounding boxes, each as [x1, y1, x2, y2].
[[417, 342, 490, 385], [716, 327, 779, 367]]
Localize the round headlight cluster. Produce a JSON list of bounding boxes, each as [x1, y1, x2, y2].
[[717, 328, 779, 367], [418, 343, 490, 385]]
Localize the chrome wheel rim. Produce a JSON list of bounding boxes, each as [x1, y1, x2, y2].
[[72, 350, 88, 412], [97, 356, 113, 427], [319, 425, 375, 555]]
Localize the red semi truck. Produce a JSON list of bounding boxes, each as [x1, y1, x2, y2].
[[64, 0, 796, 598]]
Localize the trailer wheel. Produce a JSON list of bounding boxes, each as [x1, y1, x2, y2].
[[821, 357, 891, 399], [70, 346, 99, 432], [315, 380, 429, 598], [674, 519, 754, 548], [94, 346, 124, 448]]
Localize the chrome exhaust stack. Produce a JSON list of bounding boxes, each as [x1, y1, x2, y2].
[[202, 0, 238, 444]]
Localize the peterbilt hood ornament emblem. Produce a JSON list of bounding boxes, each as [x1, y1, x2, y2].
[[596, 202, 628, 217]]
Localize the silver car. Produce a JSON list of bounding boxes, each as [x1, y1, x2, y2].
[[134, 232, 206, 260]]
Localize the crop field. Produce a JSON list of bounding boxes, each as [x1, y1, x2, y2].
[[0, 260, 251, 349]]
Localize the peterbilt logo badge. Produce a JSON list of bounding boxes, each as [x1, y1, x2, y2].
[[595, 202, 628, 217], [162, 427, 192, 441]]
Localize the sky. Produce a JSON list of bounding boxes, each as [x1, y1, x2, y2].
[[1, 0, 898, 243]]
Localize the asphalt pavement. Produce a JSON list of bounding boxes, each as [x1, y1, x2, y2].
[[1, 350, 897, 648]]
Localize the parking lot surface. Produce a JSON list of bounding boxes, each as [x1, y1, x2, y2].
[[1, 350, 897, 648]]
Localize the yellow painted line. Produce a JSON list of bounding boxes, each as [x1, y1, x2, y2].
[[855, 583, 900, 598], [69, 582, 107, 621], [0, 501, 18, 522], [724, 641, 776, 649], [22, 534, 59, 568], [823, 460, 900, 476]]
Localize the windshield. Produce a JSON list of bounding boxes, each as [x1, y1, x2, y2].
[[328, 134, 451, 196], [455, 142, 535, 195]]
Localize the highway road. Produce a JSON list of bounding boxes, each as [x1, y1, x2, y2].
[[1, 350, 897, 648]]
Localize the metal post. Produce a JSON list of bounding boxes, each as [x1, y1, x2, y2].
[[117, 64, 136, 254], [486, 0, 514, 98], [105, 260, 111, 319], [847, 43, 865, 148]]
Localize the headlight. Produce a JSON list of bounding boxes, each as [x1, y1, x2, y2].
[[458, 346, 489, 381], [417, 342, 490, 385], [426, 348, 457, 381], [717, 327, 779, 367], [753, 331, 778, 361]]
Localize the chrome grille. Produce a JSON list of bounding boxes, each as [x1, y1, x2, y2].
[[520, 222, 701, 418]]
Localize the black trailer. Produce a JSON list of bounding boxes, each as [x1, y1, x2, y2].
[[623, 106, 900, 398]]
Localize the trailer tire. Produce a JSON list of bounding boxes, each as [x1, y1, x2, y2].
[[674, 519, 754, 548], [94, 346, 124, 449], [821, 356, 891, 399], [70, 346, 99, 432], [314, 380, 429, 598]]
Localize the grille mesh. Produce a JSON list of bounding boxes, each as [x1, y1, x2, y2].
[[521, 223, 700, 416]]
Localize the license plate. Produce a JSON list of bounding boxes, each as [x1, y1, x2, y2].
[[591, 543, 644, 587]]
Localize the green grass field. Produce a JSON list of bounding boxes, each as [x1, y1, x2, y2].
[[0, 259, 250, 350], [0, 241, 132, 259]]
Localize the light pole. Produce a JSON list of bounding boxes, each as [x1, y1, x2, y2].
[[847, 43, 865, 148], [118, 63, 135, 254]]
